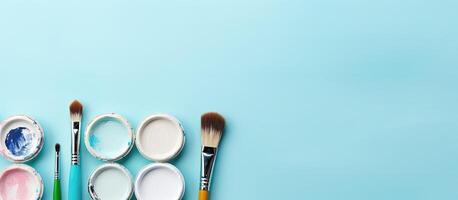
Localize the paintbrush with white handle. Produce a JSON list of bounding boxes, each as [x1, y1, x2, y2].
[[199, 112, 225, 200]]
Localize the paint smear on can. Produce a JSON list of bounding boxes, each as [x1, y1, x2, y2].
[[0, 166, 41, 200]]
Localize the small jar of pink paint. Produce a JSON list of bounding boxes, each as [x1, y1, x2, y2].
[[0, 164, 43, 200]]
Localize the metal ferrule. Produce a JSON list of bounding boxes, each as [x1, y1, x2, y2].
[[200, 146, 218, 191], [71, 121, 80, 165], [55, 150, 60, 180]]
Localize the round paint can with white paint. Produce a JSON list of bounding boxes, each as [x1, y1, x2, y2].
[[135, 163, 185, 200], [136, 114, 185, 162], [0, 115, 44, 162], [88, 163, 133, 200], [135, 114, 186, 200], [85, 113, 135, 161], [0, 164, 43, 200]]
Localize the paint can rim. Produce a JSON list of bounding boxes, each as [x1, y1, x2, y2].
[[135, 114, 185, 162], [88, 162, 134, 200], [85, 113, 135, 162]]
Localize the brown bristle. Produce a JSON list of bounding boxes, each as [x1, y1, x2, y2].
[[201, 112, 225, 148], [69, 100, 83, 114], [201, 112, 225, 131], [69, 100, 83, 121]]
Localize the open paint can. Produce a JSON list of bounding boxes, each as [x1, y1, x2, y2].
[[135, 163, 185, 200], [0, 164, 43, 200], [135, 114, 186, 200], [88, 163, 133, 200], [136, 114, 185, 162], [85, 113, 135, 161], [0, 115, 44, 162]]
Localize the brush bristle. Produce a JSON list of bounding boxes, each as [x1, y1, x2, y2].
[[201, 112, 225, 148], [55, 143, 60, 152], [69, 100, 83, 121]]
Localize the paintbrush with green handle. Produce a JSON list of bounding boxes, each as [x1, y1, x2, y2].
[[54, 143, 61, 200]]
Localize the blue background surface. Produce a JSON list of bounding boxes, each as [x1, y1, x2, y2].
[[1, 0, 458, 199]]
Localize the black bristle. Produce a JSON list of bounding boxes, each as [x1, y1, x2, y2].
[[55, 143, 60, 152], [201, 112, 225, 132]]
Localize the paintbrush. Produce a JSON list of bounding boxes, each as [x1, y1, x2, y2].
[[69, 100, 83, 200], [199, 112, 225, 200], [54, 143, 61, 200]]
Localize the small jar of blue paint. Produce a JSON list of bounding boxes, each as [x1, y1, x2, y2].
[[0, 115, 45, 163]]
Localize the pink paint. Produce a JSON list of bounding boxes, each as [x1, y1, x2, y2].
[[0, 167, 37, 200]]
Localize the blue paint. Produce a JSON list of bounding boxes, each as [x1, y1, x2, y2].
[[5, 127, 32, 156], [89, 134, 100, 148]]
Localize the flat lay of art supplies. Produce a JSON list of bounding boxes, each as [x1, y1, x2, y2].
[[0, 100, 227, 200]]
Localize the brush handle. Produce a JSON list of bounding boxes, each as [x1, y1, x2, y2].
[[68, 165, 81, 200], [53, 179, 61, 200], [199, 190, 209, 200]]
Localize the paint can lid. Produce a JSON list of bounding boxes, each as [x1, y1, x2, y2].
[[136, 114, 185, 162], [85, 113, 135, 162], [88, 163, 134, 200], [0, 115, 44, 162], [0, 164, 43, 200], [134, 163, 185, 200]]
